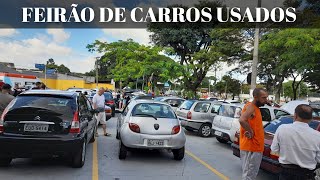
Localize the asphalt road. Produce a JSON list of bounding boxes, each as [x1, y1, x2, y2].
[[0, 116, 277, 180]]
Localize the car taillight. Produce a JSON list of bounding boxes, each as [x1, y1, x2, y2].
[[106, 100, 114, 105], [265, 147, 279, 160], [129, 123, 140, 133], [0, 102, 12, 134], [105, 108, 112, 113], [70, 111, 80, 133], [187, 111, 192, 119], [172, 125, 181, 135]]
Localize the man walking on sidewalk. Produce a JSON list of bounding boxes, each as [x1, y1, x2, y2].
[[271, 104, 320, 180], [239, 88, 269, 180], [92, 87, 111, 136]]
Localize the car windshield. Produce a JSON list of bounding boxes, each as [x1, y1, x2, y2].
[[265, 116, 319, 134], [313, 108, 320, 117], [132, 103, 176, 119], [104, 93, 113, 100]]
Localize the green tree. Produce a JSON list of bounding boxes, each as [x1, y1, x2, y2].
[[214, 75, 241, 99], [283, 81, 309, 100], [259, 28, 320, 101], [86, 39, 183, 90], [45, 58, 71, 74]]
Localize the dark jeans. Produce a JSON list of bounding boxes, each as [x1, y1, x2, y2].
[[279, 164, 315, 180]]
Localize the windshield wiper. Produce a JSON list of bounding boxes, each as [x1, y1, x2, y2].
[[134, 114, 157, 120]]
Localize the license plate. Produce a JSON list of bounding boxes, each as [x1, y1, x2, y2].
[[147, 139, 164, 146], [24, 124, 49, 132], [214, 131, 222, 136]]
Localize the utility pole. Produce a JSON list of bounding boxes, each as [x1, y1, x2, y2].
[[250, 0, 262, 98], [95, 57, 100, 88], [44, 64, 47, 85]]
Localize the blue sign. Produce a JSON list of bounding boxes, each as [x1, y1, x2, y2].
[[46, 69, 55, 74], [35, 64, 45, 70]]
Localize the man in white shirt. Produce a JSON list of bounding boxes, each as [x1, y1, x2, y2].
[[92, 87, 110, 136], [271, 104, 320, 180]]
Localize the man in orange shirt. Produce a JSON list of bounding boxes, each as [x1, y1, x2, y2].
[[239, 88, 269, 180]]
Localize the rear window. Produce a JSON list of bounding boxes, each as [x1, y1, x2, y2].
[[179, 100, 195, 110], [11, 95, 77, 115], [265, 116, 319, 134], [313, 109, 320, 117], [218, 105, 237, 118], [132, 103, 176, 119], [194, 102, 211, 113], [154, 97, 164, 101]]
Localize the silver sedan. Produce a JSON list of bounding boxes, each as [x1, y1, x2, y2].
[[116, 100, 186, 160]]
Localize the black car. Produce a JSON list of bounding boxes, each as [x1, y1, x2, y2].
[[0, 90, 97, 168], [90, 92, 116, 117]]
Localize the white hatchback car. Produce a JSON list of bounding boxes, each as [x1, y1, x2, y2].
[[212, 104, 290, 143], [116, 100, 186, 160]]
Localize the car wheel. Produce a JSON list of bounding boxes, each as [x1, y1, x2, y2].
[[106, 116, 111, 121], [118, 141, 127, 160], [0, 158, 12, 167], [216, 137, 228, 144], [90, 126, 96, 143], [112, 108, 116, 117], [173, 146, 185, 160], [198, 123, 212, 137], [185, 127, 194, 132], [72, 140, 86, 168]]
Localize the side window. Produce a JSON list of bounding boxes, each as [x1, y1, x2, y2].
[[79, 95, 88, 113], [260, 108, 272, 122], [85, 98, 93, 111], [194, 102, 211, 113], [274, 109, 290, 119]]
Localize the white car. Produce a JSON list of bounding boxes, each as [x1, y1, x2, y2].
[[116, 100, 186, 160], [154, 96, 185, 112], [212, 104, 290, 143]]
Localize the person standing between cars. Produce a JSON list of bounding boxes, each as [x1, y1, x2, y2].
[[239, 88, 269, 180], [271, 104, 320, 180], [92, 87, 110, 136], [0, 84, 14, 115]]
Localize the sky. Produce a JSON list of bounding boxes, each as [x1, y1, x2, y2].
[[0, 28, 244, 82]]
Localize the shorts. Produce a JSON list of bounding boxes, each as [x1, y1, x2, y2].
[[95, 112, 107, 125]]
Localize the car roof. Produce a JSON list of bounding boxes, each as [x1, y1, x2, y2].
[[160, 96, 185, 100], [20, 90, 77, 98], [220, 103, 244, 108], [132, 99, 170, 106]]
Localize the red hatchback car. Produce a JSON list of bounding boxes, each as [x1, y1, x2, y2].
[[231, 116, 320, 174]]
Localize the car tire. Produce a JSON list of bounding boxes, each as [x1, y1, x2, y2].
[[72, 140, 86, 168], [0, 158, 12, 167], [216, 137, 228, 144], [89, 126, 96, 143], [198, 123, 212, 137], [112, 108, 116, 117], [118, 141, 127, 160], [106, 116, 111, 121], [173, 146, 185, 160], [185, 127, 194, 132]]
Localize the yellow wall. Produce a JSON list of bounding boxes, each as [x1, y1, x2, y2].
[[40, 78, 114, 90]]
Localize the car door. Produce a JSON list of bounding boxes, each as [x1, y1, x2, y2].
[[209, 103, 221, 120], [85, 96, 95, 139], [78, 95, 90, 143]]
